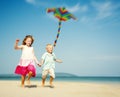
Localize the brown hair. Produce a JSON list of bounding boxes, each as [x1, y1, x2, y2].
[[22, 35, 34, 46]]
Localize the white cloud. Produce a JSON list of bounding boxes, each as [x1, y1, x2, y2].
[[92, 1, 117, 20], [67, 4, 80, 13], [67, 3, 88, 13], [80, 16, 89, 23], [25, 0, 51, 7], [78, 1, 120, 27], [46, 13, 58, 22], [79, 5, 88, 12], [25, 0, 36, 5]]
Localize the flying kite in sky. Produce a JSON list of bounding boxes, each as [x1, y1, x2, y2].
[[47, 7, 77, 47]]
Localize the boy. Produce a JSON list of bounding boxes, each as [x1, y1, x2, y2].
[[39, 44, 62, 87]]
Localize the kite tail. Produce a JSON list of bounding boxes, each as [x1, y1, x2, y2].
[[53, 20, 62, 47]]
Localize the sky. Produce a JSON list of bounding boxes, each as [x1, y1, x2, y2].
[[0, 0, 120, 76]]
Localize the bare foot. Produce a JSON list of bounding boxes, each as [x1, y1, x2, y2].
[[26, 80, 30, 85], [50, 83, 54, 88], [50, 85, 54, 88], [41, 83, 45, 87], [20, 84, 24, 88]]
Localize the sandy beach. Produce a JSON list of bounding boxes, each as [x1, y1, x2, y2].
[[0, 80, 120, 97]]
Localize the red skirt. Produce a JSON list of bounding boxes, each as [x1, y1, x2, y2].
[[15, 64, 36, 77]]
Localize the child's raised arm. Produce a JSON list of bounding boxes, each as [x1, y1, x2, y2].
[[14, 39, 23, 50]]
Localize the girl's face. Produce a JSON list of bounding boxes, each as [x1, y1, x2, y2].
[[46, 45, 53, 54], [25, 38, 32, 47]]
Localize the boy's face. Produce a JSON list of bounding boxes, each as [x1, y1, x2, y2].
[[46, 45, 53, 53]]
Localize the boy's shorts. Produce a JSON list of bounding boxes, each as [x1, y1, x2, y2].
[[42, 68, 55, 78]]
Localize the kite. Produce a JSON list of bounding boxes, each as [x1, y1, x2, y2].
[[47, 7, 76, 47]]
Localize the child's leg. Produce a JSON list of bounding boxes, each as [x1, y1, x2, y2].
[[41, 70, 48, 87], [41, 76, 46, 87], [49, 76, 54, 86], [21, 75, 26, 87], [26, 64, 36, 85], [49, 69, 55, 87], [27, 71, 33, 85]]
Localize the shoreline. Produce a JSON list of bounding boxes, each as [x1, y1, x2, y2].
[[0, 77, 120, 84]]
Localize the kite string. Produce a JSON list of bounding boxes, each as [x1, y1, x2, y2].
[[53, 19, 62, 47]]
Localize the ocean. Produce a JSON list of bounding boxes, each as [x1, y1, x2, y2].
[[0, 73, 120, 83]]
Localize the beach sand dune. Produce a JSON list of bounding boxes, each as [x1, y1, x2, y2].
[[0, 80, 120, 97]]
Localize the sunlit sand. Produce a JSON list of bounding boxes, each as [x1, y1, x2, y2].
[[0, 80, 120, 97]]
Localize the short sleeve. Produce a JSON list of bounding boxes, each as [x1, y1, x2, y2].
[[41, 53, 47, 61], [53, 53, 57, 60]]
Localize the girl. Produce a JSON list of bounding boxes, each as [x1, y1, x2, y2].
[[14, 35, 39, 87]]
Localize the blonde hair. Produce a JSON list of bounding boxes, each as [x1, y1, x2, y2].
[[22, 35, 34, 46], [46, 44, 53, 49]]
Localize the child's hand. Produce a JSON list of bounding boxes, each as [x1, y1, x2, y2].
[[55, 59, 63, 63], [38, 64, 41, 67], [16, 39, 20, 43]]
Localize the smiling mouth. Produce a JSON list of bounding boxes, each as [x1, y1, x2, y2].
[[27, 43, 31, 46]]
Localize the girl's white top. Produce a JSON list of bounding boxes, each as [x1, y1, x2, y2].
[[21, 45, 34, 59], [18, 45, 36, 67]]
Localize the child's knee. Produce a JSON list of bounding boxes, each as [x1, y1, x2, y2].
[[50, 76, 54, 79], [29, 71, 33, 74], [42, 75, 47, 79]]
